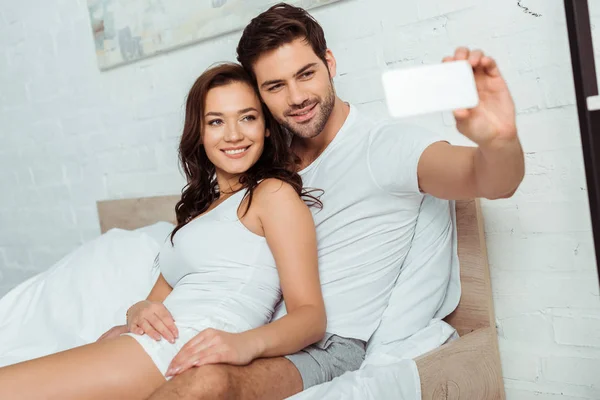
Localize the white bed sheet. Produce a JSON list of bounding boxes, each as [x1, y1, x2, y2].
[[0, 227, 163, 367]]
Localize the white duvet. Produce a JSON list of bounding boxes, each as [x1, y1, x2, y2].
[[0, 196, 459, 399], [0, 226, 164, 366]]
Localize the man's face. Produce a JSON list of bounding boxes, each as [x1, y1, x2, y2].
[[253, 38, 337, 139]]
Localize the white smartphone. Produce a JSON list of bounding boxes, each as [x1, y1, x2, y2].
[[381, 60, 480, 119]]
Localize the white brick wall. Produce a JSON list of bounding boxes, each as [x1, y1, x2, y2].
[[0, 0, 599, 397]]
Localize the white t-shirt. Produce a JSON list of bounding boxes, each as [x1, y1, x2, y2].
[[272, 104, 444, 341]]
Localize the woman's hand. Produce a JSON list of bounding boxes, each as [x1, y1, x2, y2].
[[96, 324, 129, 342], [126, 300, 179, 343], [166, 329, 261, 377]]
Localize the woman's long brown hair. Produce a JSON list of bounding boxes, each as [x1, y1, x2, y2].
[[170, 63, 321, 244]]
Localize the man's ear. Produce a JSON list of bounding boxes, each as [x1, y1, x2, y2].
[[325, 49, 337, 79]]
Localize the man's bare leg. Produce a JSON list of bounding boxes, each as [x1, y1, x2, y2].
[[148, 356, 302, 400]]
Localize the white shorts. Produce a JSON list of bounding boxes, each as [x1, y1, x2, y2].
[[123, 316, 246, 378], [123, 326, 201, 379]]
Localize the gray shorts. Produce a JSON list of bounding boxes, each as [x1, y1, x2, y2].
[[284, 333, 366, 390]]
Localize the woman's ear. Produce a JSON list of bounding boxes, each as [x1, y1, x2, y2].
[[265, 128, 271, 138]]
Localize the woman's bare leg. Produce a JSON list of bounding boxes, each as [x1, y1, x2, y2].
[[0, 336, 165, 400]]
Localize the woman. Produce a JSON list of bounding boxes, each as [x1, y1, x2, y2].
[[0, 63, 325, 399]]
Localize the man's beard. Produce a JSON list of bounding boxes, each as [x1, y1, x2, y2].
[[279, 83, 336, 139]]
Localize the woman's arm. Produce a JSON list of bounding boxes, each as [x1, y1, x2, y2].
[[124, 273, 178, 342], [98, 274, 175, 342], [243, 178, 326, 358], [125, 273, 173, 323], [145, 273, 173, 303]]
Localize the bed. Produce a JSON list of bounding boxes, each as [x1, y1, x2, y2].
[[96, 195, 505, 399]]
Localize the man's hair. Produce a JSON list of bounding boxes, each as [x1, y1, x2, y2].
[[237, 2, 328, 79]]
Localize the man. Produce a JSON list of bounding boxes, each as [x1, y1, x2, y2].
[[149, 3, 524, 399]]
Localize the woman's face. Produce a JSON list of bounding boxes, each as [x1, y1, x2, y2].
[[202, 81, 269, 186]]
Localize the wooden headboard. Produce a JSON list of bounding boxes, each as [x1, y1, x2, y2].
[[96, 197, 494, 337], [446, 199, 496, 336], [97, 195, 180, 233]]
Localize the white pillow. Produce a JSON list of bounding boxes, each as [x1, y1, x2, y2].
[[0, 227, 163, 366], [365, 195, 460, 359], [135, 221, 175, 245]]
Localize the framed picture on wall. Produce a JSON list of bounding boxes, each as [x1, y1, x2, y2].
[[87, 0, 345, 70]]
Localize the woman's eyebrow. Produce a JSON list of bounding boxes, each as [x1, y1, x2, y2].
[[205, 107, 258, 117]]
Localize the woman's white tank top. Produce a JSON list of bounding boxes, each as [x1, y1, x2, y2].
[[159, 189, 281, 333]]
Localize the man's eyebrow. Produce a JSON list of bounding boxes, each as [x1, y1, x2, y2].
[[294, 63, 318, 78], [260, 78, 284, 90], [205, 108, 258, 117], [260, 63, 319, 89]]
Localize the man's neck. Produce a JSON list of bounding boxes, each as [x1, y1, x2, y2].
[[292, 98, 350, 170]]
